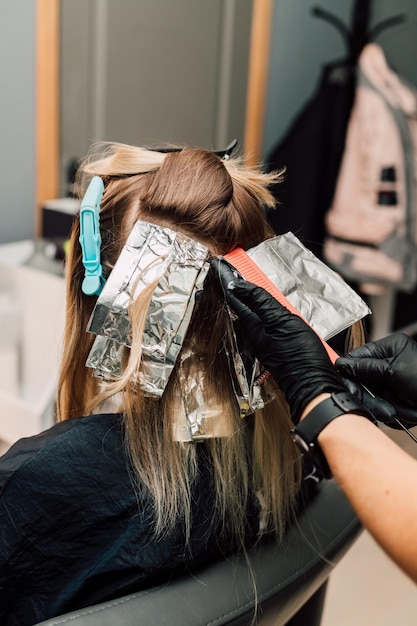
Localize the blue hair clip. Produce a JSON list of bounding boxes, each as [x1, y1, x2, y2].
[[79, 176, 105, 296]]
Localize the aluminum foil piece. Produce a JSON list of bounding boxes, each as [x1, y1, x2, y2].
[[225, 343, 265, 418], [173, 349, 237, 441], [247, 232, 371, 339], [86, 219, 209, 396]]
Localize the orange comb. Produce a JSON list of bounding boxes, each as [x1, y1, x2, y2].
[[224, 247, 339, 364]]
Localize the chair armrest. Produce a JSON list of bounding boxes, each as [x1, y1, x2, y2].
[[36, 480, 361, 626]]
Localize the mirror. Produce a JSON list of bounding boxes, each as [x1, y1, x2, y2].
[[59, 0, 256, 196]]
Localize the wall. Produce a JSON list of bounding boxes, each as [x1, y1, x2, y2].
[[263, 0, 417, 161], [0, 1, 36, 243]]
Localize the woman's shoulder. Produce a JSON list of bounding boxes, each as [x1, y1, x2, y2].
[[0, 413, 125, 495]]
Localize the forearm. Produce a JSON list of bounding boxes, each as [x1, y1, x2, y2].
[[316, 408, 417, 583]]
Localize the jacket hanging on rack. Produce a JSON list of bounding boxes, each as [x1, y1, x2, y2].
[[265, 62, 356, 259], [323, 43, 417, 294]]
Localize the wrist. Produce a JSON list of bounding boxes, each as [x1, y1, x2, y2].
[[300, 393, 331, 422], [318, 412, 373, 445], [317, 413, 380, 481]]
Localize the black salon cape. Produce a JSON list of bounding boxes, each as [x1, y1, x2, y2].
[[0, 414, 261, 625]]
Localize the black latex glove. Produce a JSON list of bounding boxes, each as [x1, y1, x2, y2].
[[212, 259, 346, 422], [338, 377, 396, 426], [336, 333, 417, 429]]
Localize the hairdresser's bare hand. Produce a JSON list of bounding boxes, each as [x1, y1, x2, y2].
[[337, 333, 417, 429], [212, 259, 346, 422]]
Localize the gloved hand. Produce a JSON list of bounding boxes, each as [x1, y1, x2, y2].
[[212, 259, 346, 422], [337, 333, 417, 429]]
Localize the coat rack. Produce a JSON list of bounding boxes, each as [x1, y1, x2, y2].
[[311, 0, 407, 63]]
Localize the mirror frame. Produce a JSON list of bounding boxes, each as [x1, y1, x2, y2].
[[36, 0, 59, 237], [244, 0, 274, 165]]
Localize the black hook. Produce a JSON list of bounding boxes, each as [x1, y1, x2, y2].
[[311, 6, 350, 46], [312, 2, 408, 65], [148, 139, 238, 159], [369, 13, 408, 40]]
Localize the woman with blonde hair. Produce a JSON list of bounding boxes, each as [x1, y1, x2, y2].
[[0, 142, 340, 625]]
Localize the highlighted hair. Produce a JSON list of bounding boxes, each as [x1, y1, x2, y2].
[[59, 143, 300, 545]]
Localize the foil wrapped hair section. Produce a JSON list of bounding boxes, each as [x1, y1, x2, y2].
[[85, 219, 210, 397]]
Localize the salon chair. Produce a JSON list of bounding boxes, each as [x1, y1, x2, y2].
[[36, 480, 361, 626]]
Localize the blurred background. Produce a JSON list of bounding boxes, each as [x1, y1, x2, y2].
[[2, 0, 417, 241], [1, 1, 417, 623]]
